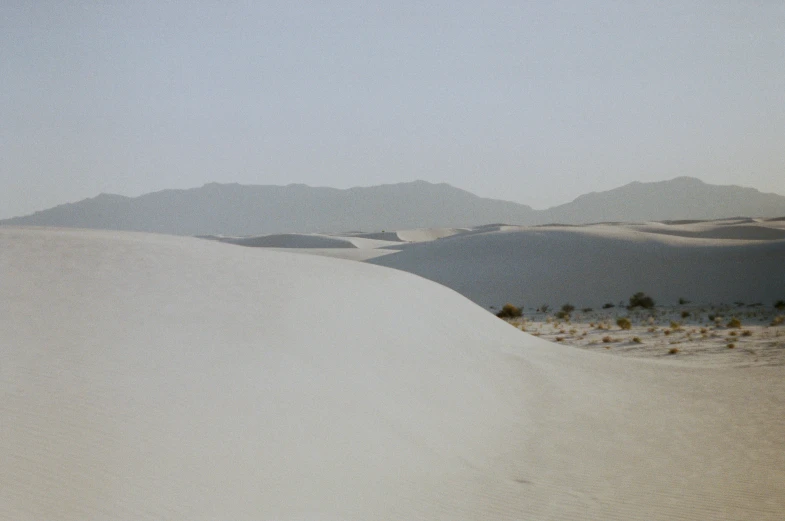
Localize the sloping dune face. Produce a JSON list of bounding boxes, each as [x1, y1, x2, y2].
[[2, 228, 784, 520], [368, 224, 785, 308]]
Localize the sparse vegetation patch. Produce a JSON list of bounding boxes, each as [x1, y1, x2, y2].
[[727, 317, 742, 329], [628, 292, 655, 310], [496, 303, 523, 319]]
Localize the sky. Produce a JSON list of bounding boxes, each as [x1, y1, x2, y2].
[[2, 1, 784, 218]]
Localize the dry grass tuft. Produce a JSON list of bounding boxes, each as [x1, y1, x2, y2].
[[727, 317, 742, 328], [616, 317, 632, 330]]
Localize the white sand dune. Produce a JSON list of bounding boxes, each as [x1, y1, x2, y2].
[[211, 233, 402, 251], [266, 247, 398, 261], [3, 227, 784, 520], [368, 222, 785, 309], [346, 227, 468, 243], [630, 222, 785, 241], [215, 233, 359, 248]]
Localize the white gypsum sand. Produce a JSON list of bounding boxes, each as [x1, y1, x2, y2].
[[2, 227, 784, 520]]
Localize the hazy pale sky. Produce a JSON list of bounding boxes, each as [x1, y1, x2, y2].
[[2, 1, 784, 218]]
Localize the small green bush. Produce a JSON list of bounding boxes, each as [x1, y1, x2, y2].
[[561, 303, 575, 314], [602, 302, 615, 309], [681, 310, 690, 318], [679, 297, 691, 305], [628, 292, 655, 309], [496, 303, 523, 319], [775, 300, 785, 310], [632, 336, 642, 344], [555, 310, 569, 319], [616, 317, 632, 330]]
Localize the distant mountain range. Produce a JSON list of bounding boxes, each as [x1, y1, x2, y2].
[[3, 177, 784, 235]]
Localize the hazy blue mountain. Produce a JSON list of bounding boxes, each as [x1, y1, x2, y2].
[[3, 177, 783, 235], [536, 177, 785, 224], [0, 181, 536, 236]]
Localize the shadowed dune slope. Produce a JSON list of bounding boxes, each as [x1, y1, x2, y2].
[[216, 233, 358, 248], [367, 225, 785, 308], [2, 228, 784, 520]]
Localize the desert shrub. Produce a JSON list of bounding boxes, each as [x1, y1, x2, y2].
[[668, 347, 679, 355], [582, 307, 593, 313], [632, 336, 642, 344], [555, 336, 564, 342], [555, 310, 569, 319], [616, 317, 632, 330], [628, 292, 655, 309], [775, 300, 785, 310], [669, 321, 681, 330], [727, 317, 742, 328], [708, 314, 716, 321], [602, 302, 615, 309], [727, 343, 735, 349], [664, 329, 671, 336], [496, 303, 522, 319], [539, 304, 550, 313], [772, 316, 785, 326], [741, 330, 752, 337], [728, 331, 737, 336], [602, 335, 612, 343], [681, 310, 690, 318], [679, 297, 691, 305], [561, 303, 575, 314]]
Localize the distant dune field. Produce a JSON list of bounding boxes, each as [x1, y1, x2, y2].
[[366, 219, 785, 309], [3, 226, 784, 520]]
